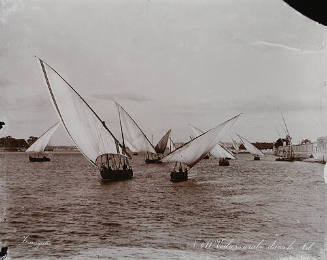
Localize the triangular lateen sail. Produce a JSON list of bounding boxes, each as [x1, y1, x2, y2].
[[231, 137, 240, 153], [26, 122, 60, 153], [162, 114, 241, 167], [115, 102, 156, 154], [167, 137, 176, 152], [237, 134, 264, 157], [189, 124, 235, 160], [154, 129, 171, 154], [38, 58, 124, 165]]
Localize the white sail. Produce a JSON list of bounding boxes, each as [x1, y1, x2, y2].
[[231, 137, 240, 152], [189, 124, 235, 159], [26, 122, 60, 153], [210, 144, 235, 160], [167, 137, 176, 152], [162, 114, 241, 167], [38, 59, 123, 165], [237, 134, 264, 157], [115, 102, 156, 154]]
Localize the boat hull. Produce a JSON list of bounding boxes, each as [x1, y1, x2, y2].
[[29, 156, 50, 162], [145, 158, 162, 164], [219, 158, 230, 166], [275, 157, 295, 162], [100, 168, 133, 181], [254, 156, 260, 161], [170, 171, 188, 182], [203, 155, 210, 159]]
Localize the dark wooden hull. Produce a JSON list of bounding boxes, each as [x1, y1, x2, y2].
[[100, 168, 133, 181], [254, 156, 260, 161], [203, 155, 210, 159], [29, 156, 50, 162], [275, 157, 295, 162], [170, 171, 188, 182], [145, 158, 162, 164], [219, 158, 230, 166]]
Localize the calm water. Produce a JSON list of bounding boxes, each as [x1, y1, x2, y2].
[[0, 152, 326, 259]]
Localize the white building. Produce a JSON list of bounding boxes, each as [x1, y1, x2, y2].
[[275, 136, 327, 161]]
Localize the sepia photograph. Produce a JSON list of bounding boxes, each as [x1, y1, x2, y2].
[[1, 0, 327, 259]]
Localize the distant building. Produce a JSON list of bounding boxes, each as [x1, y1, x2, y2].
[[315, 136, 327, 161], [275, 136, 327, 161]]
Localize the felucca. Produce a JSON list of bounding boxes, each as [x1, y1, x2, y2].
[[26, 122, 60, 162], [152, 129, 172, 162], [37, 58, 132, 181], [189, 124, 235, 166], [115, 102, 159, 163], [161, 114, 241, 182], [236, 134, 264, 160]]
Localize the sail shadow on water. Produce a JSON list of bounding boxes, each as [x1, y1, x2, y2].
[[36, 57, 133, 181], [161, 114, 241, 182]]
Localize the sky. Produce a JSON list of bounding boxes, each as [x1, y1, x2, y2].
[[1, 0, 327, 145]]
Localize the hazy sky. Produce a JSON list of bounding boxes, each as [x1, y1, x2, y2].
[[1, 0, 327, 145]]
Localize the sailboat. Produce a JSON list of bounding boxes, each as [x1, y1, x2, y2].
[[189, 124, 235, 166], [237, 134, 264, 160], [231, 137, 240, 154], [162, 114, 241, 182], [115, 102, 159, 163], [275, 113, 295, 162], [153, 129, 172, 161], [188, 134, 210, 159], [37, 58, 132, 181], [167, 137, 176, 153], [26, 122, 60, 162]]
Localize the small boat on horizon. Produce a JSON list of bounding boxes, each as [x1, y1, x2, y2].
[[189, 124, 236, 166], [147, 129, 172, 163], [25, 122, 60, 162], [274, 113, 295, 162], [236, 133, 264, 161], [115, 102, 164, 164]]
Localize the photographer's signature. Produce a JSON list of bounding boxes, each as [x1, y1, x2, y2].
[[193, 239, 315, 251], [21, 235, 51, 247]]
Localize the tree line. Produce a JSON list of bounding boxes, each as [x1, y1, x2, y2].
[[0, 136, 38, 149]]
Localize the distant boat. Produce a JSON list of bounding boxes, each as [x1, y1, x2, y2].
[[167, 137, 176, 153], [275, 113, 295, 162], [115, 102, 158, 163], [26, 122, 60, 162], [151, 129, 172, 163], [162, 114, 241, 182], [231, 137, 240, 154], [236, 134, 264, 160], [190, 124, 236, 166], [37, 58, 132, 181]]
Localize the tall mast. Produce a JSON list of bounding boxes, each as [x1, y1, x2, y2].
[[281, 112, 290, 138], [116, 102, 156, 151], [37, 57, 124, 154], [117, 104, 126, 154]]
